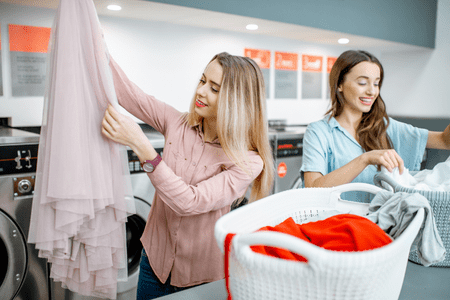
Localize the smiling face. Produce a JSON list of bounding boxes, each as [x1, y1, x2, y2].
[[194, 59, 223, 121], [338, 61, 381, 117]]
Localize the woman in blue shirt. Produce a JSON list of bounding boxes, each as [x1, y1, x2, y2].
[[301, 50, 450, 202]]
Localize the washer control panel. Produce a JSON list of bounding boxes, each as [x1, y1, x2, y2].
[[0, 144, 38, 175]]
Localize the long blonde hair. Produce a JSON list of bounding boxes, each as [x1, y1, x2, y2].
[[186, 52, 274, 202]]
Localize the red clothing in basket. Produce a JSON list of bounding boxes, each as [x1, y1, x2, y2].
[[251, 214, 393, 261], [224, 214, 392, 300]]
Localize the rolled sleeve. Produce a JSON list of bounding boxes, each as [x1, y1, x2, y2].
[[109, 57, 182, 134], [148, 155, 263, 216], [388, 118, 429, 170]]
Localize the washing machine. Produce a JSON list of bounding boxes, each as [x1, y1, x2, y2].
[[52, 128, 164, 300], [270, 125, 306, 192], [0, 126, 50, 300], [116, 130, 164, 300]]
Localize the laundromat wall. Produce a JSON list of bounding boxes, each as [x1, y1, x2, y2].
[[0, 1, 449, 127]]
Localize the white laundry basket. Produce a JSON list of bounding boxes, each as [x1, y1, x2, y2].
[[215, 183, 424, 300]]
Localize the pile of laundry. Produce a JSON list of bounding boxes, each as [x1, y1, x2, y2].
[[379, 155, 450, 192], [248, 189, 446, 267]]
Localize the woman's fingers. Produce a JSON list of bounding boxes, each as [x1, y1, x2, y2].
[[394, 151, 405, 174], [106, 104, 121, 122], [367, 149, 405, 173], [380, 150, 404, 173], [101, 105, 124, 143], [101, 104, 145, 148], [101, 116, 114, 136], [379, 154, 394, 172]]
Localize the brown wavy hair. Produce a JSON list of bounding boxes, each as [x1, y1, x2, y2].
[[327, 50, 392, 151], [186, 52, 274, 202]]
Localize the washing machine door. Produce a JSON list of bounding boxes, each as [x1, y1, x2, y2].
[[0, 209, 27, 300], [117, 197, 151, 295]]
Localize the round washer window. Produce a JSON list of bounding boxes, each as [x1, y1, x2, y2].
[[0, 238, 8, 286]]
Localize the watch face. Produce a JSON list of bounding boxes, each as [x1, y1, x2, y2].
[[143, 163, 154, 172]]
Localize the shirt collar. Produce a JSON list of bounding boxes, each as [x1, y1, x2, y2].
[[327, 116, 362, 148], [192, 120, 220, 144], [328, 116, 341, 129]]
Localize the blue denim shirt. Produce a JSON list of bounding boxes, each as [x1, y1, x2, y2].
[[301, 116, 428, 202]]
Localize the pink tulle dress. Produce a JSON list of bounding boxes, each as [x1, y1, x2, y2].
[[28, 0, 135, 298]]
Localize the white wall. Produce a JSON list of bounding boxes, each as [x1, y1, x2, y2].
[[100, 16, 350, 125], [0, 4, 54, 127], [0, 2, 349, 126], [0, 1, 448, 127], [381, 0, 450, 118]]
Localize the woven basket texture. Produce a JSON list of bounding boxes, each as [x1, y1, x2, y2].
[[374, 171, 450, 267]]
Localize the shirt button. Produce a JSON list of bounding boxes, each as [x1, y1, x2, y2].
[[192, 162, 197, 166]]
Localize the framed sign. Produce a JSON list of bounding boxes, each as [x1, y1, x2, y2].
[[274, 51, 298, 99], [301, 54, 323, 99], [245, 48, 271, 97], [9, 24, 51, 97], [326, 56, 337, 98]]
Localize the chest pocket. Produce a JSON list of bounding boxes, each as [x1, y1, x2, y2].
[[166, 148, 187, 176]]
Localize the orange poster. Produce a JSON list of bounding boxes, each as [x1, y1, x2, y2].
[[244, 48, 271, 69], [327, 57, 337, 73], [275, 52, 298, 71], [302, 54, 323, 72], [9, 24, 51, 53]]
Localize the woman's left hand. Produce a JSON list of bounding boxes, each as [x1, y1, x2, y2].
[[101, 104, 145, 148]]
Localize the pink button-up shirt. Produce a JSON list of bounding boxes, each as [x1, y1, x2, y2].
[[110, 59, 264, 287]]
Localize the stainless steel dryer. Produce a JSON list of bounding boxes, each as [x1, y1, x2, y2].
[[270, 125, 307, 192], [0, 126, 50, 300]]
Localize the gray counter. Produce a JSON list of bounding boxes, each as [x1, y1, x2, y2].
[[157, 261, 450, 300]]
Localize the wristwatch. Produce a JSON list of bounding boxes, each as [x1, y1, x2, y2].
[[140, 154, 162, 173]]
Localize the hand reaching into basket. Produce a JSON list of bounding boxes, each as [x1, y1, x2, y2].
[[304, 149, 405, 189], [362, 149, 405, 174]]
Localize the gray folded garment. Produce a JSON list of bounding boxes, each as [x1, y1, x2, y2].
[[365, 190, 446, 267]]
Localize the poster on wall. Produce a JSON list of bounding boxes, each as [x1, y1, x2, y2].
[[301, 54, 323, 99], [0, 26, 3, 96], [244, 48, 271, 97], [326, 57, 337, 98], [9, 24, 51, 97], [274, 51, 298, 99]]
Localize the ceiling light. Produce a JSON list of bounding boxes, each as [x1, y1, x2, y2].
[[246, 24, 258, 30], [338, 38, 350, 44], [107, 5, 122, 11]]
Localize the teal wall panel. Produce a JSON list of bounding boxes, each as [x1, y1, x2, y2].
[[146, 0, 437, 48]]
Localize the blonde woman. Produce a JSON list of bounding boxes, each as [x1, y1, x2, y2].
[[102, 52, 274, 299]]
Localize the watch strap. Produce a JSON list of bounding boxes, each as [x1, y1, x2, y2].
[[141, 154, 162, 172]]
